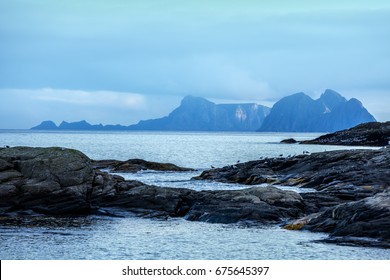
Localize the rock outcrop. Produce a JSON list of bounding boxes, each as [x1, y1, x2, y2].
[[194, 148, 390, 247], [286, 192, 390, 248], [184, 186, 304, 223], [1, 146, 389, 248], [0, 147, 303, 224], [193, 148, 390, 192], [0, 146, 94, 214], [301, 121, 390, 147], [92, 159, 194, 173]]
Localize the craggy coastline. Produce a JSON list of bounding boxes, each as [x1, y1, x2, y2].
[[1, 143, 389, 249], [283, 121, 390, 147]]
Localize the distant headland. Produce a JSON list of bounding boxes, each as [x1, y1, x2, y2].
[[31, 89, 376, 132]]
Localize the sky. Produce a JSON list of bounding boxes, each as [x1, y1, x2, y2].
[[1, 0, 390, 128]]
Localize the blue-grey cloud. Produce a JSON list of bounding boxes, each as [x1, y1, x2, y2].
[[0, 1, 389, 127]]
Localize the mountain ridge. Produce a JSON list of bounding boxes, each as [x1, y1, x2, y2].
[[31, 90, 376, 132], [258, 89, 376, 132], [127, 95, 270, 131]]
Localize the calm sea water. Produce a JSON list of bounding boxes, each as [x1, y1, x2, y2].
[[0, 130, 388, 260]]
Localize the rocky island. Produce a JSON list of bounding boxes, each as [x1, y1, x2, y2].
[[1, 146, 389, 248], [301, 121, 390, 146], [281, 121, 390, 147]]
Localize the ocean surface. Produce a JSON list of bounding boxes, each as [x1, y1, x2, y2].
[[0, 130, 389, 260]]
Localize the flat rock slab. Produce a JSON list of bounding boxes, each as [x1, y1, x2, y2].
[[92, 158, 194, 173]]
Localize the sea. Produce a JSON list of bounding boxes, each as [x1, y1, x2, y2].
[[0, 130, 389, 260]]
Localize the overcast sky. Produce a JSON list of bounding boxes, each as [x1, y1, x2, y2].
[[1, 0, 389, 128]]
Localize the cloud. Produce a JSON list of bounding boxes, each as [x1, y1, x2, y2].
[[0, 1, 389, 127], [33, 88, 145, 109], [0, 88, 156, 129]]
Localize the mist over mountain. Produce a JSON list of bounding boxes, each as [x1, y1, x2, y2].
[[31, 90, 376, 132], [258, 89, 376, 132]]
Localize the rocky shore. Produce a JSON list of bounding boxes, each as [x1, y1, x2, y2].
[[92, 158, 194, 173], [1, 146, 389, 248], [194, 148, 390, 248], [0, 147, 303, 224], [284, 121, 390, 146]]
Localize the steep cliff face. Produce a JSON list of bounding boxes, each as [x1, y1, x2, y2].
[[259, 89, 376, 132], [129, 96, 271, 131], [31, 90, 375, 132]]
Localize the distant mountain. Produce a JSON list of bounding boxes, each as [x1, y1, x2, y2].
[[31, 96, 271, 131], [258, 89, 376, 132], [128, 96, 271, 131], [31, 90, 376, 132], [31, 120, 128, 131], [31, 120, 58, 130]]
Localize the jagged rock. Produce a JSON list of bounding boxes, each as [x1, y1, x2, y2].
[[92, 159, 194, 173], [195, 148, 390, 247], [2, 146, 389, 247], [194, 149, 390, 193], [301, 192, 390, 248], [0, 147, 305, 225], [185, 186, 304, 223], [301, 121, 390, 146], [0, 146, 94, 214]]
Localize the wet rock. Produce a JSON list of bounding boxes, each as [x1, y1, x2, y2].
[[0, 147, 304, 225], [302, 192, 390, 247], [0, 146, 94, 215], [92, 158, 194, 173], [194, 149, 390, 193], [301, 121, 390, 146], [195, 147, 390, 247], [185, 186, 304, 223], [280, 138, 297, 144]]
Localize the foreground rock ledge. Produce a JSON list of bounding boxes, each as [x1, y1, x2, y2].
[[194, 148, 390, 248], [0, 147, 303, 224], [1, 146, 389, 248]]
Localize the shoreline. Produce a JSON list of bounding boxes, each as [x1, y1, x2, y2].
[[1, 146, 389, 249]]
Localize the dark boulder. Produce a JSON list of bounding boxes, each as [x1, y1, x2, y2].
[[0, 146, 94, 214]]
